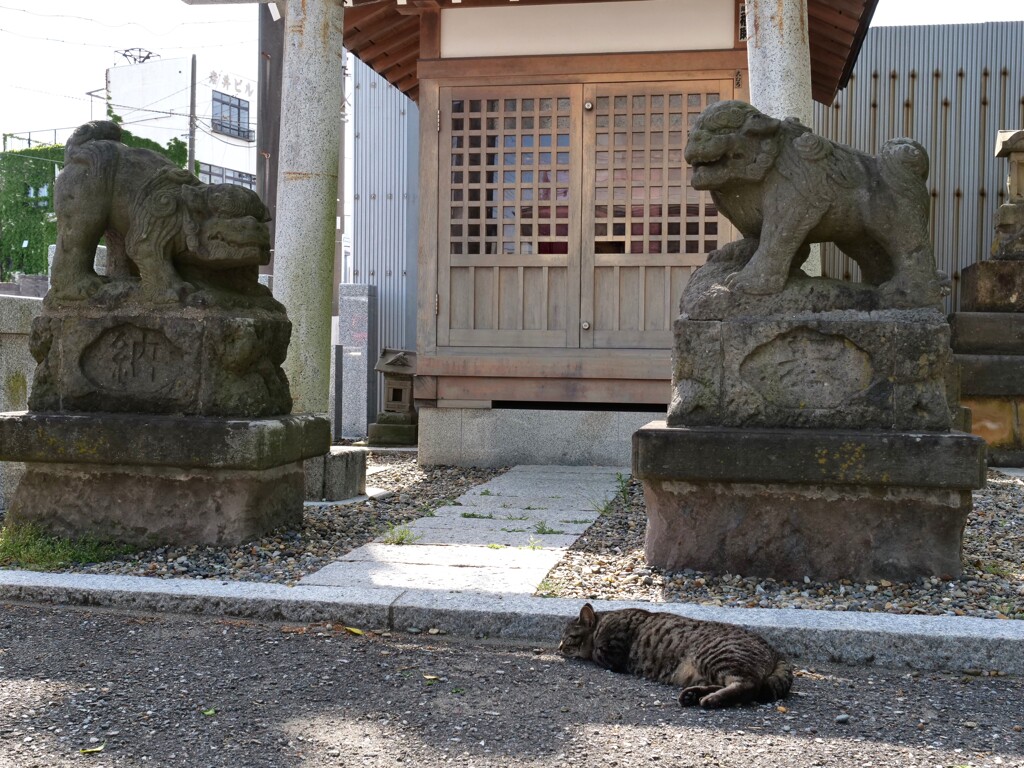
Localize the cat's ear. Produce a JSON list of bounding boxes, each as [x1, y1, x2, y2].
[[579, 603, 597, 627]]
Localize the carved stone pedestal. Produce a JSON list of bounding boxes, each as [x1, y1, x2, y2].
[[28, 301, 292, 418], [634, 422, 986, 582], [0, 412, 329, 546], [641, 309, 986, 582], [952, 268, 1024, 465]]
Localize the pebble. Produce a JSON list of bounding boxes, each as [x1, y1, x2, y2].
[[835, 714, 851, 725], [42, 455, 502, 586], [16, 460, 1024, 622], [542, 469, 1024, 620]]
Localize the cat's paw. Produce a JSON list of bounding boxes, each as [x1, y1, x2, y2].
[[679, 685, 720, 707]]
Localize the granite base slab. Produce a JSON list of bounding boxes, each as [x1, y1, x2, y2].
[[634, 421, 987, 583], [0, 410, 330, 546]]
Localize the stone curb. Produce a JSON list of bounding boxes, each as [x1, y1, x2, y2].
[[1, 569, 1021, 676]]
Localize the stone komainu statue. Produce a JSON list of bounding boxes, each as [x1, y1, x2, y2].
[[683, 100, 942, 309], [51, 120, 271, 304]]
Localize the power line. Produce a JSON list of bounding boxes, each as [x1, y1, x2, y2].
[[0, 4, 255, 35]]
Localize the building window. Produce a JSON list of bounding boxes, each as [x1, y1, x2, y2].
[[198, 162, 256, 191], [25, 183, 50, 209], [211, 91, 254, 141]]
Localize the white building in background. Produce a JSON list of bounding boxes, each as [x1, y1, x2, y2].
[[105, 57, 256, 189]]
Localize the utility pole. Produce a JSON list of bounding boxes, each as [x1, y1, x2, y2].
[[188, 54, 197, 173]]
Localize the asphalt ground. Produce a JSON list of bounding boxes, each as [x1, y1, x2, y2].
[[1, 602, 1022, 768]]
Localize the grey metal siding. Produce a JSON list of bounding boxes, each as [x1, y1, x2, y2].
[[351, 56, 420, 412], [812, 22, 1024, 311]]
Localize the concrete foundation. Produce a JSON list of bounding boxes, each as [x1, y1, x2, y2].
[[634, 421, 987, 582], [419, 406, 662, 467]]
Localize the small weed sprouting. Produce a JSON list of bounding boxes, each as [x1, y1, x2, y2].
[[523, 536, 543, 551], [501, 527, 528, 533], [478, 489, 495, 496], [381, 524, 422, 545], [593, 499, 615, 516], [460, 511, 495, 519], [0, 524, 134, 571], [504, 514, 529, 521], [615, 472, 632, 505], [419, 505, 437, 517], [486, 543, 505, 549], [536, 578, 559, 598], [534, 521, 565, 535], [522, 505, 548, 511]]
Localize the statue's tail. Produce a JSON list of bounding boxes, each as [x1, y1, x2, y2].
[[64, 121, 123, 163], [879, 137, 930, 221]]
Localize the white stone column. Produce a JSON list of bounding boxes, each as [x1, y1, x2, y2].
[[745, 0, 818, 274], [273, 0, 345, 413], [745, 0, 813, 124]]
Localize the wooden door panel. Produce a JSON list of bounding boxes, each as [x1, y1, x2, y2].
[[580, 80, 734, 349], [438, 86, 582, 349]]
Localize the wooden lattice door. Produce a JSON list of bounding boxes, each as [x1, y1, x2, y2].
[[437, 86, 583, 348], [581, 81, 733, 349], [436, 79, 732, 352]]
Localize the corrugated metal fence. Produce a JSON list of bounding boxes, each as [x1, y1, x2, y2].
[[812, 21, 1024, 311], [351, 56, 420, 412]]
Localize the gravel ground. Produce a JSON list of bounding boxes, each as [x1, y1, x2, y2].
[[4, 455, 1023, 621], [542, 469, 1024, 620], [1, 602, 1022, 768], [43, 454, 502, 586]]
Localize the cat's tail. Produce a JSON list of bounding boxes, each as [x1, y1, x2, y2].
[[756, 658, 794, 703]]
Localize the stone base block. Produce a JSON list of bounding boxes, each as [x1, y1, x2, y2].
[[6, 462, 303, 547], [641, 478, 970, 582], [0, 410, 330, 545], [957, 353, 1024, 397], [961, 396, 1024, 467], [633, 421, 987, 582], [950, 311, 1024, 355], [670, 309, 956, 431], [960, 262, 1024, 312], [305, 446, 367, 501], [367, 422, 418, 446]]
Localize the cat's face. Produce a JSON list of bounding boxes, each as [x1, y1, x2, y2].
[[558, 604, 597, 659]]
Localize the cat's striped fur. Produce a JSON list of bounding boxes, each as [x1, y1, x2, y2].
[[558, 603, 792, 709]]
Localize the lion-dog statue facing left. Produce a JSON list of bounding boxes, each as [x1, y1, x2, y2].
[[51, 120, 271, 304], [683, 100, 943, 310]]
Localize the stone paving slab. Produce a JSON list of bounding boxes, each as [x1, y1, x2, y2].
[[452, 494, 610, 512], [398, 525, 579, 549], [501, 465, 629, 475], [425, 505, 599, 525], [463, 480, 620, 499], [404, 515, 592, 536], [298, 561, 547, 594], [338, 542, 564, 570]]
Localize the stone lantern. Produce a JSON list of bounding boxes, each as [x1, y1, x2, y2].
[[367, 348, 417, 446]]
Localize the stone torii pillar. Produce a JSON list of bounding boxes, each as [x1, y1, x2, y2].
[[744, 0, 819, 275], [272, 0, 345, 414], [183, 0, 344, 414]]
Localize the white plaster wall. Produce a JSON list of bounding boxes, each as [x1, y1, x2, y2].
[[106, 57, 256, 176], [441, 0, 735, 58]]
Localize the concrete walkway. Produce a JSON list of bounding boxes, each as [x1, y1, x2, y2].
[[1, 463, 1023, 676], [301, 465, 623, 594]]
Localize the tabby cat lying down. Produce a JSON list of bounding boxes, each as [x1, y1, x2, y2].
[[558, 603, 792, 709]]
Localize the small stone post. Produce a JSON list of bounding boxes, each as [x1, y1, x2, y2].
[[273, 0, 345, 414]]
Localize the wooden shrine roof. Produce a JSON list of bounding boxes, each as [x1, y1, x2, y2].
[[342, 0, 879, 104]]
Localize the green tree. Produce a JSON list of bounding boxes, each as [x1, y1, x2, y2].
[[0, 129, 188, 281]]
